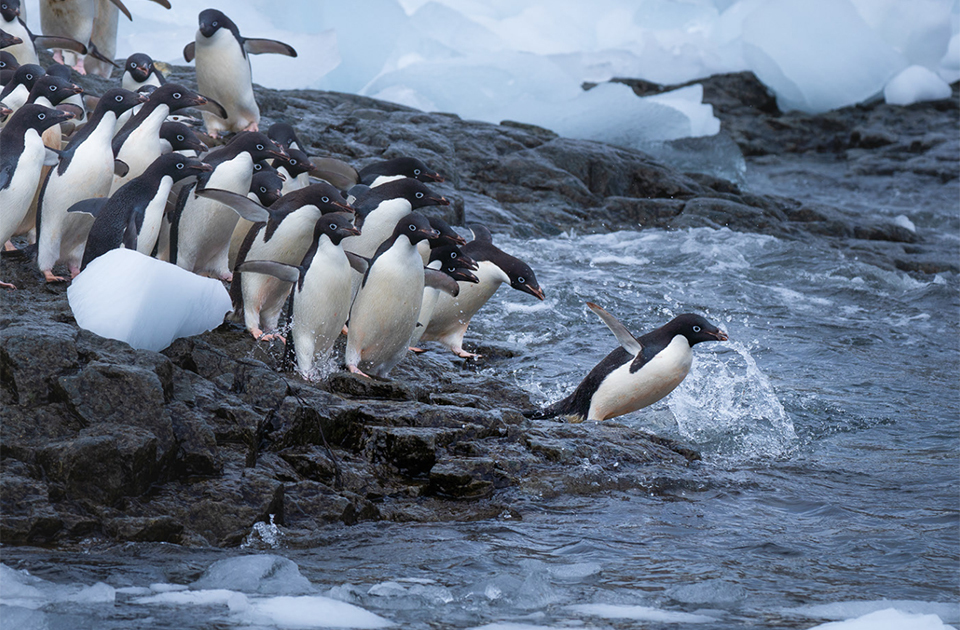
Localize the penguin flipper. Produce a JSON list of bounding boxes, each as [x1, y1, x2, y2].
[[87, 44, 120, 68], [32, 36, 87, 54], [148, 0, 171, 8], [311, 157, 360, 191], [586, 302, 643, 356], [122, 210, 140, 251], [469, 224, 493, 245], [196, 188, 270, 223], [195, 96, 227, 120], [107, 0, 133, 21], [183, 41, 196, 63], [114, 159, 129, 177], [345, 252, 369, 275], [424, 268, 460, 297], [67, 198, 109, 218], [237, 260, 300, 284], [242, 38, 298, 58]]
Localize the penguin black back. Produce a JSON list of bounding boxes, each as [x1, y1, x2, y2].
[[353, 178, 449, 225], [358, 157, 444, 185]]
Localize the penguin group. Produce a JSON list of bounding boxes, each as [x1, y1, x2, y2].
[[1, 6, 727, 422]]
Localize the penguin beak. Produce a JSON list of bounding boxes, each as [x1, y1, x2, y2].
[[343, 225, 361, 237], [67, 84, 84, 95], [333, 200, 354, 213], [0, 106, 11, 119], [448, 233, 467, 246], [431, 196, 450, 206], [453, 269, 479, 283], [711, 330, 729, 342], [420, 227, 441, 240], [458, 254, 479, 271], [195, 162, 213, 172], [523, 284, 545, 301], [137, 93, 149, 103], [427, 172, 444, 183]]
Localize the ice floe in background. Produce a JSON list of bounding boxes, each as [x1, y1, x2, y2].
[[22, 0, 959, 150]]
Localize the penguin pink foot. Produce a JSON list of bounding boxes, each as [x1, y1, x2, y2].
[[454, 348, 482, 359], [347, 364, 370, 378], [43, 270, 67, 283], [242, 121, 259, 133], [1, 281, 16, 289]]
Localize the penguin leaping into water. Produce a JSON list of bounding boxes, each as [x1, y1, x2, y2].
[[530, 304, 727, 423]]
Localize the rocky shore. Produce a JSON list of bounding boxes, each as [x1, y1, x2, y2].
[[1, 65, 956, 547]]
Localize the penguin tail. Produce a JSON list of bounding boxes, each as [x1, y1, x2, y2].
[[523, 396, 578, 421]]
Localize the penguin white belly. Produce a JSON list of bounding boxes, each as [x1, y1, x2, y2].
[[0, 131, 45, 244], [112, 104, 169, 192], [37, 115, 116, 274], [242, 207, 322, 332], [84, 0, 118, 78], [587, 336, 694, 422], [409, 260, 443, 347], [176, 154, 252, 277], [137, 175, 174, 255], [0, 84, 30, 114], [2, 18, 37, 65], [39, 0, 95, 68], [422, 260, 506, 343], [346, 245, 425, 377], [195, 29, 258, 135], [292, 244, 353, 375], [369, 174, 405, 188], [344, 198, 412, 259], [122, 72, 161, 93]]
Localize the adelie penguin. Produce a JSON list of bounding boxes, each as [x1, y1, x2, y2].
[[239, 212, 364, 377], [529, 304, 728, 423], [345, 212, 440, 379], [75, 153, 211, 269], [0, 103, 73, 287], [184, 8, 297, 138], [121, 52, 165, 92], [422, 224, 544, 358], [36, 87, 145, 281], [1, 0, 89, 68]]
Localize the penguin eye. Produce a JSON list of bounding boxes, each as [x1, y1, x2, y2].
[[212, 20, 218, 27], [517, 276, 525, 284], [26, 73, 33, 80], [447, 266, 455, 272], [328, 223, 336, 230], [173, 92, 181, 99], [415, 191, 424, 199], [693, 325, 701, 333], [49, 85, 56, 91], [115, 94, 123, 102], [37, 113, 45, 120], [408, 224, 417, 231], [289, 158, 297, 165], [177, 134, 185, 141], [176, 163, 184, 169], [449, 252, 457, 259], [259, 186, 267, 193], [130, 62, 136, 68], [414, 169, 421, 175], [321, 196, 329, 203], [256, 144, 264, 150], [254, 163, 262, 171]]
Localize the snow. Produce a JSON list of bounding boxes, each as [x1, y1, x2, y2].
[[804, 608, 957, 630], [67, 249, 232, 353], [785, 599, 960, 624], [236, 595, 394, 629], [22, 0, 957, 146], [884, 65, 954, 105], [567, 603, 716, 623]]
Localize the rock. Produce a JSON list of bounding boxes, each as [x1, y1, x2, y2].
[[0, 323, 79, 406], [367, 426, 458, 477]]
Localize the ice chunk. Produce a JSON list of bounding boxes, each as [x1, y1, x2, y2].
[[805, 608, 957, 630], [884, 65, 953, 105], [134, 589, 244, 607], [568, 603, 715, 623], [742, 0, 907, 113], [191, 555, 312, 595], [893, 215, 917, 233], [850, 0, 954, 69], [67, 249, 232, 353], [239, 595, 394, 629], [0, 564, 116, 609], [940, 33, 960, 83], [785, 599, 960, 623]]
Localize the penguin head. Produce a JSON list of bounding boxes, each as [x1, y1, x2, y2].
[[197, 9, 236, 39], [124, 53, 155, 83], [0, 51, 17, 72], [503, 258, 545, 301], [441, 264, 479, 284], [231, 131, 288, 162], [390, 178, 449, 210], [393, 157, 444, 183], [43, 63, 72, 81], [273, 147, 315, 178], [429, 244, 478, 271], [296, 181, 354, 214], [317, 212, 360, 246], [250, 170, 284, 206], [396, 212, 440, 244], [148, 83, 209, 112], [156, 153, 212, 182], [0, 0, 21, 22], [160, 121, 207, 154], [10, 103, 74, 133], [98, 88, 147, 115], [669, 314, 728, 346], [30, 74, 82, 106], [266, 122, 301, 151], [9, 64, 43, 91], [428, 216, 466, 247]]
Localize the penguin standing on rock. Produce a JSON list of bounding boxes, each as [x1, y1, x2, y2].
[[529, 304, 728, 423], [121, 52, 165, 92], [184, 8, 297, 138], [421, 224, 544, 358]]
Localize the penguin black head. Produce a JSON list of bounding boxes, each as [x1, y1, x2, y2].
[[0, 0, 21, 22], [0, 29, 20, 49], [665, 314, 728, 346], [29, 74, 82, 106], [160, 121, 207, 153], [315, 212, 360, 246], [0, 51, 17, 71], [43, 63, 72, 81], [151, 153, 212, 182], [266, 122, 301, 151], [428, 216, 466, 247], [503, 258, 545, 301], [273, 147, 315, 178], [136, 84, 158, 96], [226, 130, 287, 162], [250, 169, 283, 206], [296, 181, 355, 214], [198, 8, 237, 39], [147, 83, 209, 112], [359, 156, 444, 184], [428, 244, 478, 271], [395, 212, 440, 245], [381, 178, 449, 210], [97, 88, 146, 115], [5, 103, 74, 134], [440, 264, 479, 284], [124, 53, 157, 83], [6, 64, 43, 92]]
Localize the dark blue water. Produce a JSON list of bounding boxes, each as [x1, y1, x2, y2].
[[2, 159, 958, 629]]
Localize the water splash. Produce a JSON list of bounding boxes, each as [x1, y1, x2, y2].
[[669, 341, 796, 461], [241, 514, 283, 550]]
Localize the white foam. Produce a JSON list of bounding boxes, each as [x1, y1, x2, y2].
[[239, 595, 394, 628], [567, 603, 716, 623], [884, 65, 953, 105], [803, 608, 957, 630], [785, 600, 960, 623]]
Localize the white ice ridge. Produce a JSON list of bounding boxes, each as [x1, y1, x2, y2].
[[884, 65, 954, 105], [803, 608, 957, 630], [67, 249, 232, 353], [785, 600, 960, 624], [567, 603, 716, 623]]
